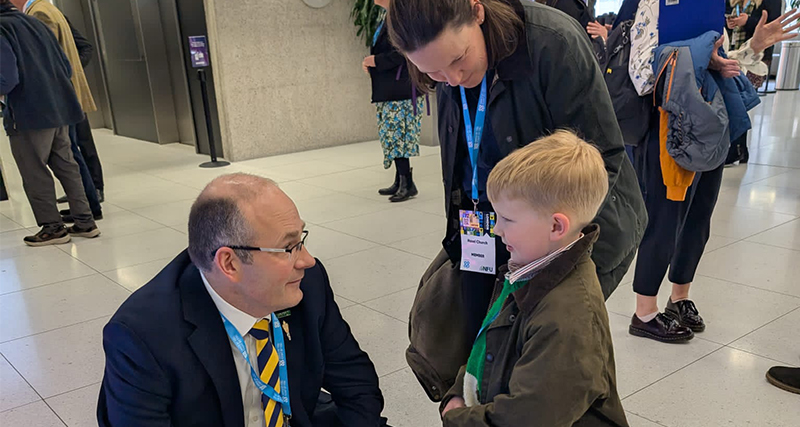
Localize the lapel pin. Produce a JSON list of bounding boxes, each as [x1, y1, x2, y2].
[[282, 320, 291, 341]]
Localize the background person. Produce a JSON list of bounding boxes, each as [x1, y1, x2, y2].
[[0, 0, 100, 245], [14, 0, 102, 222], [627, 0, 759, 343], [724, 0, 783, 165], [362, 0, 424, 203]]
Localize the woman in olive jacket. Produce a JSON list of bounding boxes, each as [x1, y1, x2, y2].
[[389, 0, 646, 349]]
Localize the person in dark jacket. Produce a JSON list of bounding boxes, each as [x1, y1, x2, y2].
[[725, 0, 782, 165], [0, 0, 100, 246], [97, 173, 389, 427], [388, 0, 645, 400], [15, 0, 103, 222], [362, 0, 424, 202], [58, 16, 105, 204]]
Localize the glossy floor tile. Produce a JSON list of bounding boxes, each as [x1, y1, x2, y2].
[[623, 347, 800, 427], [1, 91, 798, 426]]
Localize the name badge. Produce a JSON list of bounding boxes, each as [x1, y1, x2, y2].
[[459, 210, 496, 275]]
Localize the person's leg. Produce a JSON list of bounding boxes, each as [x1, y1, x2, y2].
[[629, 125, 694, 342], [632, 129, 682, 304], [8, 129, 63, 226], [395, 157, 410, 175], [389, 98, 422, 202], [68, 124, 101, 217], [75, 114, 104, 194], [664, 163, 724, 331], [376, 102, 401, 196], [50, 127, 97, 230], [726, 132, 747, 165]]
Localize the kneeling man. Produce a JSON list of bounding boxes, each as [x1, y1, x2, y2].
[[98, 173, 389, 427]]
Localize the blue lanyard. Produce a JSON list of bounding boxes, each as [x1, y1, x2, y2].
[[459, 75, 488, 203], [221, 313, 292, 418], [372, 20, 385, 47], [23, 0, 36, 12]]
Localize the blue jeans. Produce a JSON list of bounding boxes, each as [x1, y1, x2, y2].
[[69, 124, 101, 215]]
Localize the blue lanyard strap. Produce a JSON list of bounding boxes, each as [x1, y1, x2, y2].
[[23, 0, 36, 12], [221, 313, 292, 417], [459, 75, 488, 203], [372, 19, 385, 47]]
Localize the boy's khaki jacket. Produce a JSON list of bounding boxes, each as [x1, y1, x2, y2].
[[442, 225, 629, 427]]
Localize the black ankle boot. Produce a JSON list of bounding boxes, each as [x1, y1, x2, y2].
[[389, 169, 418, 202], [379, 170, 400, 195]]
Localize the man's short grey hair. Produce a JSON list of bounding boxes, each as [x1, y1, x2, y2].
[[187, 174, 277, 272]]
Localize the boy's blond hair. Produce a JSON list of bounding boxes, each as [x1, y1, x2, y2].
[[487, 130, 609, 227]]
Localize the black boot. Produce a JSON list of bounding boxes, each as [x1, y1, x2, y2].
[[389, 169, 418, 202], [378, 170, 400, 196]]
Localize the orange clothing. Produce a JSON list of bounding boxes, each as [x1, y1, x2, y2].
[[659, 108, 695, 201]]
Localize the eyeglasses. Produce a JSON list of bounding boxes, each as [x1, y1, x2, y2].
[[217, 230, 309, 261]]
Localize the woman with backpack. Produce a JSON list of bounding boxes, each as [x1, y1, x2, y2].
[[362, 0, 424, 202]]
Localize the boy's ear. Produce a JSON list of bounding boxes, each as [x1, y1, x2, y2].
[[550, 213, 571, 241]]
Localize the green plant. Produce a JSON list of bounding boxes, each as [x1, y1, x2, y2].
[[351, 0, 385, 47]]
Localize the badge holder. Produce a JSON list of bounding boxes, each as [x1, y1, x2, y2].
[[459, 203, 497, 275]]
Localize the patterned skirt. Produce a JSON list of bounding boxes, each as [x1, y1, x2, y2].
[[376, 98, 425, 169]]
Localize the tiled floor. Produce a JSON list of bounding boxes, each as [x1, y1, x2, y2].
[[1, 91, 798, 427]]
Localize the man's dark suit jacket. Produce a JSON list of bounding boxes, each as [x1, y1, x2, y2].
[[97, 250, 385, 427]]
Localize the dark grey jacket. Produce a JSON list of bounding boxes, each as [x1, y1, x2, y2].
[[436, 0, 647, 297]]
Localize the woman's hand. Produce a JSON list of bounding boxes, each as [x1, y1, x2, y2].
[[362, 55, 376, 74], [750, 9, 800, 54], [709, 37, 742, 78], [587, 21, 609, 41], [441, 397, 466, 417], [727, 13, 749, 29]]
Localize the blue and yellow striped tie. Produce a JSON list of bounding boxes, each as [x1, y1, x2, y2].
[[250, 319, 285, 427]]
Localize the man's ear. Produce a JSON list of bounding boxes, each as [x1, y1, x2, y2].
[[213, 247, 243, 283]]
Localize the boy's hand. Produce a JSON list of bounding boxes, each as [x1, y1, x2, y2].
[[442, 397, 466, 417]]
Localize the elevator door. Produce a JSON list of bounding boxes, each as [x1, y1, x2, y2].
[[89, 0, 158, 142]]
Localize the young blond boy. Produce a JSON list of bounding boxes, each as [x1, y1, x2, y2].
[[440, 131, 629, 427]]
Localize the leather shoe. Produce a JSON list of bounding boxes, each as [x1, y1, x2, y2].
[[629, 313, 694, 343], [766, 366, 800, 394], [665, 299, 705, 332]]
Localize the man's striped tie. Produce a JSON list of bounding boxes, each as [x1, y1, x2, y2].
[[250, 319, 285, 427]]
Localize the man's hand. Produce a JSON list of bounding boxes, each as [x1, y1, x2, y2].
[[362, 55, 376, 74], [727, 13, 749, 29], [709, 37, 741, 79], [750, 9, 800, 54], [587, 21, 609, 40], [441, 397, 466, 417]]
